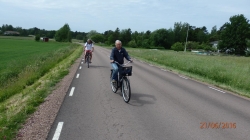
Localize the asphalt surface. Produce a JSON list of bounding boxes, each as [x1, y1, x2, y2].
[[47, 46, 250, 140]]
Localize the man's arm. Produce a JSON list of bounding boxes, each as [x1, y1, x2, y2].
[[110, 48, 115, 62], [123, 48, 132, 61]]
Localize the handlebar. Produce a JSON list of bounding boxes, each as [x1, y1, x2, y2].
[[112, 61, 132, 67]]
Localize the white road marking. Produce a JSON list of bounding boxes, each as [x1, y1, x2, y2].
[[179, 75, 188, 79], [209, 87, 226, 93], [69, 87, 75, 96], [79, 66, 82, 69], [82, 59, 84, 60], [81, 62, 83, 64], [76, 74, 80, 78], [52, 122, 64, 140]]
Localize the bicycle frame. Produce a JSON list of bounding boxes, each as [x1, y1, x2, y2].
[[110, 61, 132, 103], [86, 51, 91, 68], [114, 61, 131, 87]]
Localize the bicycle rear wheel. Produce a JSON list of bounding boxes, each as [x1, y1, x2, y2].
[[110, 70, 118, 93], [122, 77, 131, 103]]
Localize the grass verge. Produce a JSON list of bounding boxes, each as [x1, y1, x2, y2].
[[127, 48, 250, 97], [0, 45, 82, 140]]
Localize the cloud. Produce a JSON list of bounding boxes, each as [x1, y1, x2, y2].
[[0, 0, 81, 9], [0, 0, 249, 32]]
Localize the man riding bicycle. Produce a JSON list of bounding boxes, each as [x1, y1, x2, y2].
[[84, 39, 94, 63], [110, 40, 133, 83]]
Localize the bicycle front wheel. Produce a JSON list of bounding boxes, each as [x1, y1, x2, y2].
[[122, 77, 131, 103], [87, 54, 90, 68]]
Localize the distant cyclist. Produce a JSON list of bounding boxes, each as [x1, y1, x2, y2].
[[84, 39, 94, 63], [110, 40, 133, 83]]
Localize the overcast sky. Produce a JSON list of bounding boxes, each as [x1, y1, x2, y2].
[[0, 0, 249, 33]]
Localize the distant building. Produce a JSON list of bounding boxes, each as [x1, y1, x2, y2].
[[4, 31, 20, 35], [210, 41, 219, 48], [210, 41, 220, 52], [42, 37, 49, 42]]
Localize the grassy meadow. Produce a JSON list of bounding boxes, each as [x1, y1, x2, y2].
[[0, 36, 82, 139], [125, 48, 250, 97]]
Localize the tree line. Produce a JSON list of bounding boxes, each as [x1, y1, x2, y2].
[[0, 24, 87, 40], [1, 14, 249, 55]]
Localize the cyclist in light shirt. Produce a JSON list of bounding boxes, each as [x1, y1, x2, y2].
[[84, 39, 94, 63]]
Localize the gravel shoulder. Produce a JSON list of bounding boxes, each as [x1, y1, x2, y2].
[[16, 54, 83, 140]]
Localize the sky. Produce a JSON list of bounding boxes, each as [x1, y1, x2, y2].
[[0, 0, 250, 33]]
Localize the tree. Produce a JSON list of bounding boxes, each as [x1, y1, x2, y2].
[[47, 30, 56, 38], [76, 34, 83, 40], [113, 27, 120, 40], [103, 30, 114, 44], [55, 23, 72, 42], [142, 39, 150, 48], [196, 26, 208, 43], [86, 30, 99, 39], [218, 14, 250, 55], [150, 28, 174, 49], [119, 28, 132, 46], [209, 26, 220, 42], [173, 22, 189, 43], [91, 34, 105, 43]]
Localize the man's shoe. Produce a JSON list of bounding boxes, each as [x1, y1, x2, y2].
[[112, 79, 116, 83]]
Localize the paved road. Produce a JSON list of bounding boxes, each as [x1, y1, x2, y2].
[[47, 46, 250, 140]]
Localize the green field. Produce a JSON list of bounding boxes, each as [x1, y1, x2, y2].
[[0, 37, 64, 72], [0, 36, 82, 139], [0, 36, 81, 101], [125, 48, 250, 97]]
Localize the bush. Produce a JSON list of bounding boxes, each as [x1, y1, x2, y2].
[[186, 41, 199, 50], [142, 39, 150, 48], [128, 40, 137, 48], [35, 34, 40, 42], [171, 42, 184, 51], [199, 43, 213, 51]]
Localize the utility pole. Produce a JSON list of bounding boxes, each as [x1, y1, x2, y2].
[[184, 25, 189, 52]]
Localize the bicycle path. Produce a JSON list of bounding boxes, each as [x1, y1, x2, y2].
[[47, 46, 250, 140]]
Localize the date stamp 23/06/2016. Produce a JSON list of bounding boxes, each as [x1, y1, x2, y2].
[[200, 122, 236, 129]]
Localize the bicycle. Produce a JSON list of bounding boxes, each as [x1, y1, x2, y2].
[[110, 61, 132, 103], [85, 51, 91, 68]]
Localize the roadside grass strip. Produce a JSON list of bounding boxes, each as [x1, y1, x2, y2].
[[126, 48, 250, 98], [0, 45, 82, 140]]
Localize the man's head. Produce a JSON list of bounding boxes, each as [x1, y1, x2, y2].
[[115, 40, 122, 50]]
